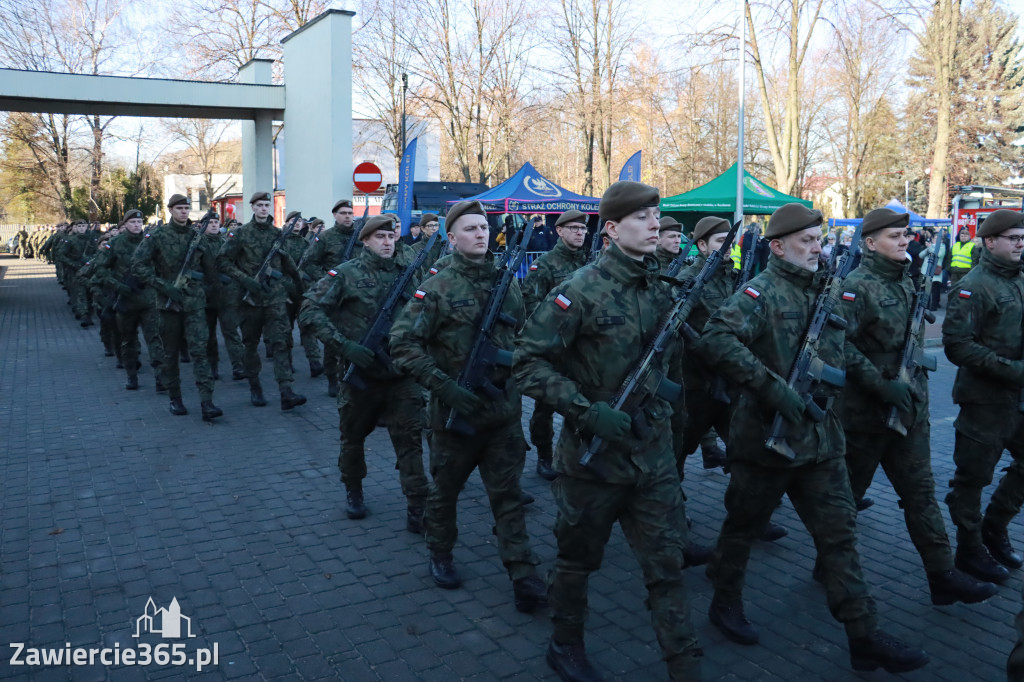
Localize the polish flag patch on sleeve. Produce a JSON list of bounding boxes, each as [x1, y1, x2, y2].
[[429, 267, 438, 275], [102, 243, 111, 249], [554, 293, 572, 310], [414, 289, 427, 300], [327, 269, 338, 277], [743, 287, 761, 299], [842, 292, 856, 301], [529, 264, 539, 271], [959, 290, 972, 299]]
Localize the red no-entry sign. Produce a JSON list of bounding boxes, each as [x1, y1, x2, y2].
[[353, 162, 383, 194]]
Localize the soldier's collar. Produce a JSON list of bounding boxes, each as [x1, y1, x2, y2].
[[861, 249, 907, 280], [767, 254, 816, 285], [450, 248, 495, 276], [599, 242, 661, 286], [981, 246, 1023, 278]]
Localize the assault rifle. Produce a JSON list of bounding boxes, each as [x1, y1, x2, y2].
[[764, 225, 862, 460], [164, 209, 217, 311], [295, 218, 322, 284], [661, 233, 693, 282], [445, 221, 535, 436], [337, 223, 359, 267], [242, 212, 302, 306], [341, 232, 441, 391], [588, 222, 603, 263], [579, 220, 741, 476], [734, 228, 757, 291], [885, 242, 939, 435]]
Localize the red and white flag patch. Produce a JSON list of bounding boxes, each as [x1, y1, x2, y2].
[[328, 269, 338, 277], [102, 243, 111, 249], [743, 287, 761, 299], [529, 264, 539, 271], [429, 267, 438, 275], [959, 290, 972, 299], [414, 289, 427, 300], [842, 292, 856, 301], [554, 294, 572, 310]]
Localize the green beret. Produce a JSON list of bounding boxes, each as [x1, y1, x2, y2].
[[555, 210, 587, 227], [358, 214, 397, 240], [693, 216, 731, 243], [309, 218, 324, 230], [445, 200, 487, 231], [121, 209, 143, 224], [419, 213, 439, 226], [167, 194, 189, 208], [599, 181, 660, 222], [285, 210, 302, 223], [332, 199, 353, 213], [861, 208, 909, 236], [658, 216, 683, 234], [249, 191, 272, 204], [977, 209, 1024, 238], [765, 203, 822, 239]]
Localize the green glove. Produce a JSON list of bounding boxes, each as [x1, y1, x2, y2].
[[241, 277, 264, 295], [762, 377, 805, 424], [580, 402, 633, 443], [162, 282, 184, 303], [337, 337, 375, 370], [435, 380, 482, 415], [878, 379, 913, 413]]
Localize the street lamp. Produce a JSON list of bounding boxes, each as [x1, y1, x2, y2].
[[401, 72, 408, 154]]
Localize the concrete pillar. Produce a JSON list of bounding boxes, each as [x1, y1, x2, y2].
[[282, 10, 354, 219], [239, 59, 275, 222]]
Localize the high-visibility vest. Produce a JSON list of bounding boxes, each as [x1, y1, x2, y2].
[[731, 242, 742, 270], [951, 241, 975, 269]]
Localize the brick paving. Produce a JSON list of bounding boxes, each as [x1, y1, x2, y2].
[[0, 254, 1019, 681]]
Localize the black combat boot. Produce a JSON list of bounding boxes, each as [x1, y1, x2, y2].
[[546, 640, 602, 682], [927, 569, 998, 605], [80, 316, 94, 328], [250, 381, 268, 407], [536, 445, 557, 481], [708, 597, 759, 645], [309, 359, 325, 378], [346, 486, 367, 519], [856, 496, 874, 511], [406, 505, 425, 534], [519, 490, 535, 505], [955, 544, 1010, 583], [280, 387, 307, 411], [982, 518, 1024, 568], [683, 542, 712, 568], [125, 375, 139, 391], [848, 630, 929, 673], [761, 521, 788, 542], [169, 397, 188, 416], [180, 349, 190, 363], [513, 574, 548, 613], [104, 344, 115, 357], [232, 369, 245, 381], [701, 441, 728, 469], [429, 553, 461, 589], [327, 376, 340, 398], [201, 401, 223, 422], [155, 379, 167, 393]]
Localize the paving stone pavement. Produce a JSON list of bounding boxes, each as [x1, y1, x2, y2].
[[0, 254, 1021, 681]]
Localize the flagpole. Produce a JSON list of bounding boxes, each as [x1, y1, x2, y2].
[[735, 0, 746, 229]]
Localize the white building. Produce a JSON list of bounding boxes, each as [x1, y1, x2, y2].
[[162, 173, 242, 220]]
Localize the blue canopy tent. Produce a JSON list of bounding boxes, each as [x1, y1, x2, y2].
[[828, 199, 951, 230], [447, 162, 600, 214]]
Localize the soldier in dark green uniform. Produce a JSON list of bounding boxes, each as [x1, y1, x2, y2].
[[521, 209, 590, 481], [701, 203, 928, 673], [515, 182, 701, 682], [16, 227, 29, 259], [943, 208, 1024, 584], [411, 213, 446, 280], [302, 199, 360, 397], [132, 194, 222, 420], [218, 219, 247, 380], [55, 220, 94, 326], [390, 200, 546, 613], [280, 211, 324, 377], [217, 192, 307, 411], [300, 214, 430, 532], [83, 228, 122, 360], [837, 206, 996, 605]]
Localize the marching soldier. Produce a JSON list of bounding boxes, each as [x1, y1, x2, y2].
[[280, 211, 325, 378], [521, 209, 590, 481], [653, 214, 682, 269], [700, 203, 928, 673], [219, 219, 247, 380], [412, 213, 445, 274], [836, 207, 996, 605], [515, 182, 701, 682], [132, 194, 222, 421], [390, 200, 546, 613], [55, 220, 94, 326], [16, 226, 29, 259], [943, 208, 1024, 584], [300, 214, 430, 532], [217, 192, 307, 411]]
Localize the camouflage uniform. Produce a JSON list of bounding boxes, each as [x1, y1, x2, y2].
[[514, 243, 700, 679], [91, 229, 165, 385], [521, 238, 589, 467], [837, 249, 952, 572], [281, 230, 323, 369], [217, 215, 300, 391], [40, 230, 62, 266], [390, 249, 539, 581], [942, 247, 1024, 551], [54, 230, 92, 318], [82, 240, 121, 357], [201, 232, 245, 377], [701, 255, 878, 639], [16, 228, 29, 259], [412, 233, 447, 282], [132, 219, 218, 402], [300, 246, 429, 511]]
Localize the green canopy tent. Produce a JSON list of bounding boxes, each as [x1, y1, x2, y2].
[[660, 163, 813, 233]]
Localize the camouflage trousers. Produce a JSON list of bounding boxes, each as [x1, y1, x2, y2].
[[528, 402, 555, 459], [946, 403, 1024, 548], [204, 305, 245, 375], [117, 305, 165, 382], [846, 423, 953, 573], [239, 302, 293, 388], [211, 299, 245, 375], [337, 378, 428, 505], [551, 470, 701, 680], [286, 297, 322, 365], [680, 388, 732, 478], [707, 458, 878, 639], [68, 274, 90, 318], [159, 308, 214, 401], [425, 419, 538, 580]]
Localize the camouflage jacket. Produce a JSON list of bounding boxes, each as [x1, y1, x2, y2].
[[513, 243, 679, 484], [300, 245, 412, 383], [132, 219, 216, 312], [835, 250, 928, 432], [700, 255, 846, 467], [654, 245, 678, 271], [391, 249, 524, 431], [301, 222, 360, 281], [412, 234, 448, 284], [943, 247, 1024, 406], [91, 230, 151, 311], [522, 239, 588, 316], [201, 233, 236, 308], [217, 216, 300, 307], [678, 252, 735, 389], [281, 231, 315, 298], [54, 232, 90, 269]]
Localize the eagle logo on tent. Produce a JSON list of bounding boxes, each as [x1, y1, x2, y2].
[[524, 175, 562, 198], [743, 176, 774, 198]]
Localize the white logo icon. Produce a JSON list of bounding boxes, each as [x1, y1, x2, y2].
[[133, 597, 196, 639], [524, 175, 562, 198]]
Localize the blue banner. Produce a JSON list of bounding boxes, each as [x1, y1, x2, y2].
[[396, 138, 418, 235], [618, 151, 641, 182]]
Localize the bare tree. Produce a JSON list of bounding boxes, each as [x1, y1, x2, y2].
[[162, 119, 241, 203]]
